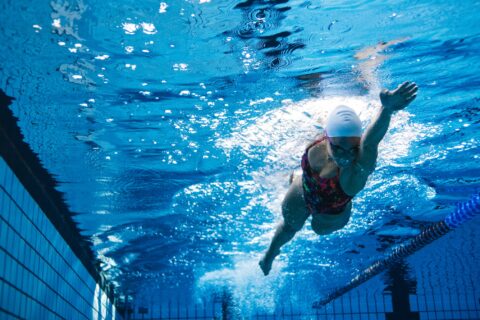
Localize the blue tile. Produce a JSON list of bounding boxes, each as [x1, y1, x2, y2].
[[40, 237, 47, 259], [0, 190, 6, 219], [14, 260, 21, 289], [8, 288, 17, 317], [0, 156, 6, 183], [4, 196, 12, 226], [42, 219, 50, 239], [10, 174, 20, 207], [14, 208, 22, 237], [0, 250, 5, 275], [24, 269, 32, 295], [34, 253, 40, 276], [37, 306, 46, 319], [0, 310, 15, 320], [3, 284, 10, 306], [39, 281, 47, 304], [5, 225, 12, 254], [16, 208, 25, 239], [35, 279, 41, 302], [30, 277, 35, 299], [42, 264, 48, 284], [6, 170, 14, 198], [18, 183, 26, 212], [16, 290, 24, 318], [25, 274, 31, 299], [0, 216, 7, 247], [44, 268, 50, 287], [32, 204, 39, 227], [9, 229, 16, 260], [54, 251, 61, 269], [35, 206, 42, 229], [22, 216, 31, 245], [9, 228, 16, 256], [25, 193, 33, 221], [15, 177, 25, 208], [2, 164, 11, 193], [23, 269, 30, 295], [29, 219, 36, 245], [21, 237, 29, 264], [24, 299, 32, 319], [12, 290, 22, 316], [36, 230, 42, 254], [53, 270, 58, 291], [43, 217, 50, 239], [35, 214, 42, 234], [0, 284, 4, 304], [17, 260, 24, 290], [52, 233, 60, 252], [38, 214, 45, 235], [31, 229, 37, 252], [6, 169, 14, 195]]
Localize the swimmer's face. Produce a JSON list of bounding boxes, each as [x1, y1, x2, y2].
[[327, 136, 361, 167]]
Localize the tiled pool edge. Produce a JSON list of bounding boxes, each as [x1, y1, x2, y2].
[[1, 89, 120, 319]]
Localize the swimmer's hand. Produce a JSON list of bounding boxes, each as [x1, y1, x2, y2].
[[380, 81, 418, 113]]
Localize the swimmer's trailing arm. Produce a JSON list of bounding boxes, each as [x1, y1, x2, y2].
[[358, 81, 418, 173]]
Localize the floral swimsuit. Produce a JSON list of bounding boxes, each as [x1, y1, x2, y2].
[[301, 136, 353, 215]]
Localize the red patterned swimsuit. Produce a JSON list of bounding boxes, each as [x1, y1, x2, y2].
[[301, 136, 353, 215]]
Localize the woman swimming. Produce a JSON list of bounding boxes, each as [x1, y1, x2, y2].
[[259, 81, 418, 276]]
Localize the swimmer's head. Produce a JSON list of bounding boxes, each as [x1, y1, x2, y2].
[[325, 105, 362, 138], [324, 105, 362, 167]]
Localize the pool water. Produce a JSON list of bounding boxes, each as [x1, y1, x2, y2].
[[1, 0, 479, 317]]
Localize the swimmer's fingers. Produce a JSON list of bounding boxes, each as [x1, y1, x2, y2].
[[398, 81, 415, 93], [403, 85, 418, 97], [405, 93, 417, 103], [396, 81, 410, 90]]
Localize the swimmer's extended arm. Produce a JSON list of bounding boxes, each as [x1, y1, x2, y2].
[[357, 82, 418, 173]]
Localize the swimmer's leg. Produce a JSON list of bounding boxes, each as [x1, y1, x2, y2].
[[259, 221, 297, 276], [260, 176, 309, 276]]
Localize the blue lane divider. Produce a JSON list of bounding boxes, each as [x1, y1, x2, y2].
[[444, 193, 480, 228], [312, 192, 480, 309]]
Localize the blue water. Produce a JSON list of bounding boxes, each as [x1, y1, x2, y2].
[[1, 0, 480, 317]]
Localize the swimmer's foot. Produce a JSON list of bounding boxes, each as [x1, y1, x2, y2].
[[259, 257, 272, 276], [259, 249, 280, 276]]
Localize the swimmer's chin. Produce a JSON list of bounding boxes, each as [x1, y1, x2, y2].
[[333, 159, 353, 168]]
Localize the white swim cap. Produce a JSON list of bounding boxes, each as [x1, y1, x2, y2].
[[325, 105, 362, 137]]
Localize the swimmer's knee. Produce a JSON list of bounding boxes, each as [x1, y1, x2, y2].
[[282, 221, 301, 234]]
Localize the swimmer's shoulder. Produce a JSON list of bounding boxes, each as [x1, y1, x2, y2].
[[307, 136, 330, 172]]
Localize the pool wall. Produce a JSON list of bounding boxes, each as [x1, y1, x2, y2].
[[0, 90, 120, 319]]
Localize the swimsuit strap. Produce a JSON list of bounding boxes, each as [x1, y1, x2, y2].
[[305, 135, 327, 152]]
